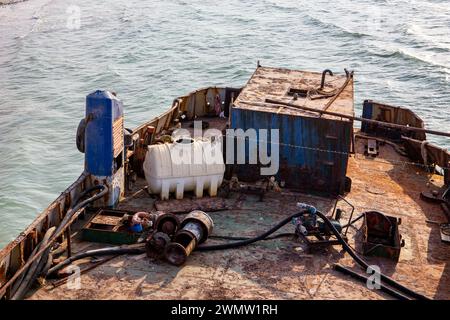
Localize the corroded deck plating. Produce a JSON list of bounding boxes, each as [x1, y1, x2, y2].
[[0, 69, 449, 300], [29, 139, 449, 299]]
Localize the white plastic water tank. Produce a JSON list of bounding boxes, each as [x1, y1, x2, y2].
[[143, 137, 225, 200]]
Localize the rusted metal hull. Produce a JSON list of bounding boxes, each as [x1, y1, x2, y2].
[[402, 136, 450, 185], [0, 172, 87, 297], [0, 82, 448, 300], [0, 86, 229, 299], [361, 100, 426, 141]]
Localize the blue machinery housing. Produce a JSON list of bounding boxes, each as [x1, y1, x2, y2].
[[84, 90, 125, 206]]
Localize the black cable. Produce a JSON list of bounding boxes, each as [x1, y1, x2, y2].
[[196, 212, 305, 251], [199, 209, 428, 300], [11, 227, 56, 300], [47, 244, 145, 276], [73, 185, 105, 206], [314, 210, 429, 300], [45, 186, 108, 260], [9, 185, 108, 299], [333, 264, 411, 300], [210, 233, 296, 241]]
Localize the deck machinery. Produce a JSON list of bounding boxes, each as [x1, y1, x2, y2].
[[1, 65, 449, 301], [78, 90, 125, 207]]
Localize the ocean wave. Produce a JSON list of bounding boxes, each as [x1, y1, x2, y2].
[[262, 0, 298, 13], [397, 0, 450, 13], [10, 0, 54, 39], [304, 13, 370, 39], [406, 24, 450, 52], [370, 46, 450, 71]]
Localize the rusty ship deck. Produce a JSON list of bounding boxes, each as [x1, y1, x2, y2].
[[27, 138, 450, 299], [1, 66, 449, 300]]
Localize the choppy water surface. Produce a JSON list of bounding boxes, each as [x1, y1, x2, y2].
[[0, 0, 449, 247]]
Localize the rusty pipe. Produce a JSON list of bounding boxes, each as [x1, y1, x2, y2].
[[131, 211, 153, 229], [333, 264, 411, 300], [320, 69, 333, 90], [263, 98, 450, 138]]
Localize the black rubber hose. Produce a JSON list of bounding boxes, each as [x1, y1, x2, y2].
[[314, 210, 430, 300], [0, 185, 109, 299], [10, 227, 56, 300], [210, 233, 296, 241], [196, 212, 305, 251], [73, 185, 106, 206], [52, 185, 108, 242], [13, 186, 108, 299], [47, 244, 146, 276], [333, 264, 411, 300], [43, 186, 108, 261], [198, 209, 427, 300]]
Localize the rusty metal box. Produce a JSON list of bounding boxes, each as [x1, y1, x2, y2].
[[231, 66, 354, 194], [81, 209, 141, 245], [362, 211, 404, 261]]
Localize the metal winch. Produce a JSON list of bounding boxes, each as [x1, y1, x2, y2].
[[164, 210, 214, 266], [145, 212, 181, 259], [144, 210, 213, 265]]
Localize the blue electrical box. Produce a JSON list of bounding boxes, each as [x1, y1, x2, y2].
[[84, 90, 124, 207]]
